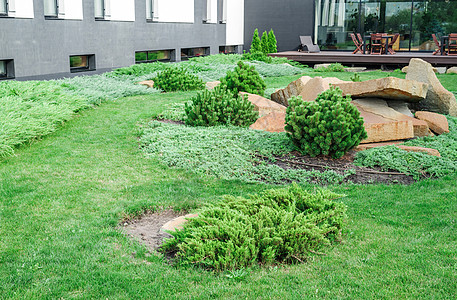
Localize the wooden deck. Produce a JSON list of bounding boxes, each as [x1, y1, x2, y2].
[[270, 51, 457, 67]]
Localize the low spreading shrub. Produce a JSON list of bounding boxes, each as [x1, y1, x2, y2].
[[220, 61, 266, 97], [184, 86, 258, 127], [152, 67, 204, 92], [314, 63, 345, 73], [161, 184, 347, 271], [285, 87, 367, 159]]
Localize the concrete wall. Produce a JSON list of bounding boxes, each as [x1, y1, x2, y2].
[[244, 0, 314, 52], [0, 0, 228, 80]]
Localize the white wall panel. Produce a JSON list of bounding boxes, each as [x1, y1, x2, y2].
[[14, 0, 34, 18], [155, 0, 194, 23], [110, 0, 135, 21], [226, 0, 244, 45], [63, 0, 83, 20]]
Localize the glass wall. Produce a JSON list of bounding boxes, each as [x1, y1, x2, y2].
[[315, 0, 457, 51]]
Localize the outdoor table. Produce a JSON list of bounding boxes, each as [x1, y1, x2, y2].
[[441, 36, 449, 55], [381, 35, 393, 55], [363, 35, 371, 54]]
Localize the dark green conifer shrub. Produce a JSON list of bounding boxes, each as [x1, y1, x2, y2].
[[220, 61, 266, 97], [250, 29, 262, 53], [184, 86, 258, 127], [267, 29, 278, 53], [241, 51, 272, 63], [260, 31, 269, 54], [152, 67, 204, 92], [285, 87, 367, 159], [161, 184, 347, 270]]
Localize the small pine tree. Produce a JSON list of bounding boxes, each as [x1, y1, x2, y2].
[[220, 61, 266, 97], [267, 29, 278, 53], [260, 31, 269, 54], [250, 29, 261, 53]]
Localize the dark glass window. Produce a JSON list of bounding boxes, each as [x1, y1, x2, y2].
[[135, 50, 172, 63], [181, 47, 210, 60], [0, 61, 7, 78], [0, 60, 14, 79], [219, 46, 238, 54], [70, 55, 95, 73]]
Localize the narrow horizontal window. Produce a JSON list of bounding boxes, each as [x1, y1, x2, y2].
[[70, 55, 95, 73], [181, 47, 210, 60], [0, 59, 14, 80], [135, 50, 173, 63], [219, 45, 238, 54]]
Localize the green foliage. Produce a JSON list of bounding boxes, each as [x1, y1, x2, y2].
[[285, 87, 367, 159], [350, 73, 361, 82], [184, 86, 258, 127], [108, 61, 169, 77], [314, 63, 345, 73], [152, 67, 204, 92], [242, 51, 272, 63], [157, 102, 188, 121], [220, 61, 266, 97], [355, 116, 457, 179], [268, 29, 278, 53], [140, 121, 354, 185], [161, 184, 347, 271], [261, 31, 269, 54], [250, 29, 262, 53]]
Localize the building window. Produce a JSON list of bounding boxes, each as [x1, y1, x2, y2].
[[0, 0, 7, 16], [95, 0, 110, 20], [0, 60, 14, 80], [219, 45, 238, 54], [181, 47, 210, 60], [135, 50, 173, 63], [220, 0, 227, 23], [146, 0, 158, 21], [1, 0, 16, 17], [70, 55, 95, 73], [204, 0, 217, 23], [44, 0, 58, 17]]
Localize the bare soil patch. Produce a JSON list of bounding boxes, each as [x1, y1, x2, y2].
[[123, 210, 183, 251]]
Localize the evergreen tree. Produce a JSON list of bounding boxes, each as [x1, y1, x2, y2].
[[260, 31, 269, 54], [267, 29, 278, 53], [250, 29, 261, 53]]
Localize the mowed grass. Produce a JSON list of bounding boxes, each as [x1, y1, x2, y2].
[[0, 73, 456, 299]]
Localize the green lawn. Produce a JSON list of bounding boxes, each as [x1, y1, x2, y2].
[[1, 73, 457, 299]]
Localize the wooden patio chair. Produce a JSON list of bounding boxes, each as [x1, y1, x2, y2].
[[432, 34, 441, 55], [357, 33, 368, 53], [387, 33, 399, 54], [299, 36, 320, 53], [447, 33, 457, 55], [350, 33, 363, 54], [370, 33, 384, 55]]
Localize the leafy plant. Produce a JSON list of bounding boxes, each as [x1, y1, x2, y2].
[[184, 86, 258, 127], [152, 67, 204, 92], [350, 73, 361, 82], [220, 61, 266, 97], [250, 29, 262, 53], [285, 87, 367, 159], [267, 29, 278, 53], [314, 63, 345, 73], [242, 51, 272, 63], [161, 184, 347, 271]]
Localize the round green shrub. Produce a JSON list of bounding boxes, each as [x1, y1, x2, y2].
[[184, 86, 258, 127], [285, 87, 367, 159], [160, 184, 347, 271], [152, 67, 204, 92], [220, 61, 266, 97]]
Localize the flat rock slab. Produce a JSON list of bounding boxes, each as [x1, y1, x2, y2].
[[271, 76, 312, 106], [240, 92, 286, 118], [387, 101, 413, 117], [250, 111, 286, 133], [446, 67, 457, 74], [415, 111, 450, 135], [354, 98, 430, 137], [334, 77, 428, 102], [206, 81, 221, 90], [355, 103, 414, 143], [344, 67, 367, 72], [161, 213, 198, 233], [356, 143, 440, 157], [137, 80, 155, 88], [406, 58, 457, 116]]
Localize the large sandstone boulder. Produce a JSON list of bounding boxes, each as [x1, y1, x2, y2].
[[271, 76, 347, 106], [354, 102, 414, 143], [415, 111, 450, 135], [354, 98, 430, 137], [386, 101, 413, 117], [161, 214, 199, 232], [334, 77, 428, 102], [249, 111, 286, 133], [240, 92, 286, 118], [138, 80, 155, 88], [446, 67, 457, 74], [406, 58, 457, 116]]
